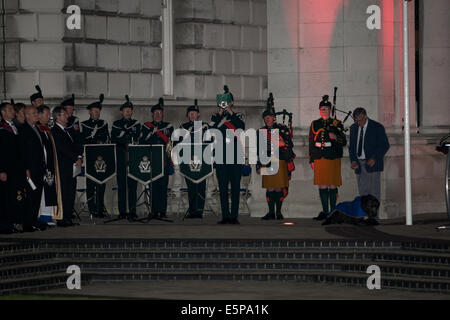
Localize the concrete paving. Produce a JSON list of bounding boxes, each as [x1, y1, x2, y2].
[[41, 280, 450, 300], [0, 213, 449, 242]]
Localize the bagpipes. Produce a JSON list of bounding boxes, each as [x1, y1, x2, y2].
[[266, 93, 296, 175], [330, 87, 353, 132], [436, 134, 450, 155]]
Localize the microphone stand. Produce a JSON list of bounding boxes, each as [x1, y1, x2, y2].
[[104, 137, 132, 224], [136, 138, 172, 224]]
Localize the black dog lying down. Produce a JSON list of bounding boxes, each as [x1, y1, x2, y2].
[[321, 194, 380, 226]]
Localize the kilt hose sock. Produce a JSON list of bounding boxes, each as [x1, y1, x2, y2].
[[274, 191, 283, 214], [266, 191, 275, 215], [329, 188, 338, 212], [319, 188, 329, 214]]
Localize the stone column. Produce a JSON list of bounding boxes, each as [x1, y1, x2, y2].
[[420, 0, 450, 134]]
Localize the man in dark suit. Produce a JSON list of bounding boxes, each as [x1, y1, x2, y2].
[[51, 106, 83, 227], [20, 105, 47, 231], [349, 107, 390, 203], [0, 101, 26, 234]]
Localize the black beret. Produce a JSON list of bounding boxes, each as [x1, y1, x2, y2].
[[30, 85, 43, 103], [120, 95, 133, 111], [88, 94, 104, 110], [151, 97, 164, 113]]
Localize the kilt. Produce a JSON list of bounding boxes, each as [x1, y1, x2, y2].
[[313, 158, 342, 186], [262, 159, 289, 189]]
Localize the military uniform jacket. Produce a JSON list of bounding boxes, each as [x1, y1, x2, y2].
[[81, 118, 110, 145], [177, 121, 210, 145], [67, 115, 82, 149], [309, 117, 346, 163], [256, 123, 293, 170], [139, 121, 174, 146], [210, 112, 245, 164], [111, 118, 141, 149]]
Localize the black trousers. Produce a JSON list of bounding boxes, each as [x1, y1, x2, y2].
[[86, 179, 106, 213], [0, 178, 28, 227], [60, 173, 76, 223], [185, 178, 206, 215], [0, 182, 12, 228], [24, 183, 43, 228], [151, 174, 169, 214], [215, 164, 242, 220]]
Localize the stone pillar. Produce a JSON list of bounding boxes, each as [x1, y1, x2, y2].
[[420, 0, 450, 133]]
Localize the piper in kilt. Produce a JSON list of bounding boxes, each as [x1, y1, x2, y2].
[[257, 105, 294, 220], [309, 95, 347, 220], [81, 94, 110, 218]]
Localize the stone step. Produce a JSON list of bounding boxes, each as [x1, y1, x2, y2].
[[53, 249, 450, 266], [0, 273, 70, 296], [9, 239, 405, 251], [2, 258, 450, 281], [3, 248, 450, 268], [4, 239, 449, 253], [0, 260, 69, 280], [82, 270, 450, 292]]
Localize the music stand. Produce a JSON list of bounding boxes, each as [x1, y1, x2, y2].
[[128, 144, 172, 223], [177, 143, 215, 220], [104, 143, 130, 224]]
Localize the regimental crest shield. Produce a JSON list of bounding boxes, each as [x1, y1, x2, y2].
[[139, 156, 151, 174], [95, 156, 106, 173], [178, 143, 213, 184], [84, 144, 117, 184], [128, 144, 164, 185]]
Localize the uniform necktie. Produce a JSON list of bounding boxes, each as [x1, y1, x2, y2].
[[64, 127, 74, 142], [357, 127, 364, 157]]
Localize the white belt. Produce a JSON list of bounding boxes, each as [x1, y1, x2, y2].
[[315, 142, 331, 148]]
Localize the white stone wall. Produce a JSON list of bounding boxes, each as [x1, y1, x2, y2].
[[174, 0, 268, 102], [1, 0, 163, 102]]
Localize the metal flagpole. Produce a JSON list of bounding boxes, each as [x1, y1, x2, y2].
[[403, 0, 413, 225]]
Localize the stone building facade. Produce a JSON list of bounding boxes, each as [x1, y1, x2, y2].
[[1, 0, 449, 220]]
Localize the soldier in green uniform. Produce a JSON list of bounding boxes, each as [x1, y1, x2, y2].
[[178, 99, 210, 219], [111, 95, 141, 220], [139, 98, 174, 218], [81, 94, 110, 218], [61, 94, 83, 155], [309, 95, 347, 220], [210, 86, 245, 225]]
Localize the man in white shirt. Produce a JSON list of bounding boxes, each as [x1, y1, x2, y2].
[[349, 107, 390, 204]]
